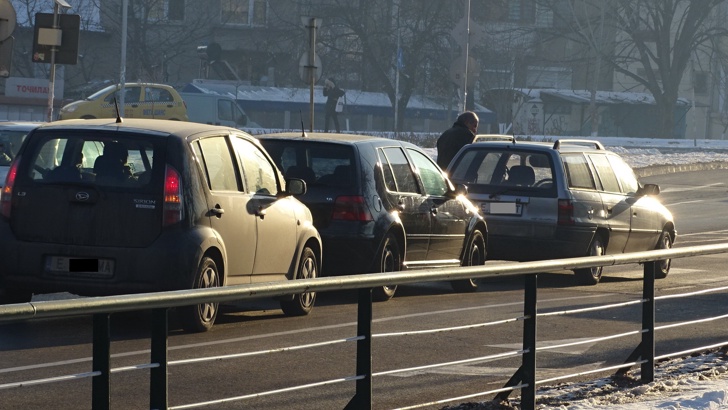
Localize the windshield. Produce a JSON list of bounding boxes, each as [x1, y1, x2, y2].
[[86, 84, 118, 101]]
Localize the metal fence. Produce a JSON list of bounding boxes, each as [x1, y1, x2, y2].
[[1, 243, 728, 410]]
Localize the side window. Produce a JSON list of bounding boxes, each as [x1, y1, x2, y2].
[[607, 154, 639, 194], [589, 154, 621, 193], [380, 147, 419, 194], [562, 154, 596, 190], [233, 137, 278, 195], [407, 148, 448, 196], [197, 136, 239, 191]]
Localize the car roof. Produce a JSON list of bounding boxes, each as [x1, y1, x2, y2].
[[470, 138, 608, 154], [262, 132, 386, 144], [36, 118, 242, 138], [0, 121, 45, 130]]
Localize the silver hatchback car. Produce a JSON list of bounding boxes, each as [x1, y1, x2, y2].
[[447, 138, 676, 285]]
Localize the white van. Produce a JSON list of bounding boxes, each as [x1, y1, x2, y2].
[[180, 93, 260, 129]]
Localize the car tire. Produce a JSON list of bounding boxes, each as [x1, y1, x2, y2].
[[372, 233, 401, 302], [574, 234, 605, 285], [654, 230, 673, 279], [451, 230, 486, 293], [180, 256, 220, 333], [280, 246, 317, 316], [0, 287, 32, 304]]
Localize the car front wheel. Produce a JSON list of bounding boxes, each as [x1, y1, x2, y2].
[[574, 234, 605, 285], [451, 230, 486, 292], [654, 230, 673, 279], [372, 233, 401, 302], [280, 246, 317, 316], [180, 256, 220, 333]]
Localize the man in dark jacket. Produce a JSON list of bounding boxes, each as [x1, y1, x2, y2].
[[323, 78, 345, 132], [436, 111, 479, 170]]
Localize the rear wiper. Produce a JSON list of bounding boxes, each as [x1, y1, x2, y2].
[[489, 188, 517, 198]]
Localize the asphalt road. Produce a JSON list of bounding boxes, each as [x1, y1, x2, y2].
[[1, 169, 727, 409]]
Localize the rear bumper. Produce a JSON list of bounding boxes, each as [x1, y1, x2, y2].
[[0, 224, 205, 296], [487, 225, 595, 261]]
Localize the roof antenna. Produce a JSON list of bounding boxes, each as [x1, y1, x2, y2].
[[113, 97, 123, 123], [299, 110, 307, 138]]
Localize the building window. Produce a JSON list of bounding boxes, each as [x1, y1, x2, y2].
[[132, 0, 185, 22], [168, 0, 185, 21], [221, 0, 267, 26], [694, 72, 708, 95]]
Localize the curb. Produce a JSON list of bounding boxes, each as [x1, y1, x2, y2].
[[634, 161, 728, 178]]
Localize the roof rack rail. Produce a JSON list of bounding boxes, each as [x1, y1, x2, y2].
[[552, 139, 605, 150], [474, 134, 515, 143]]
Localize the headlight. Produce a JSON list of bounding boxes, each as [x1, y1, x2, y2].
[[61, 104, 78, 113]]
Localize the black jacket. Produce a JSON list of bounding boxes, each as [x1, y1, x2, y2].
[[324, 86, 345, 111], [436, 121, 475, 169]]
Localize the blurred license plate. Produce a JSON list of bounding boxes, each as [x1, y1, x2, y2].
[[47, 257, 114, 277], [483, 202, 521, 215]]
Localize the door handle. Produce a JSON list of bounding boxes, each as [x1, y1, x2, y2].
[[211, 205, 224, 218]]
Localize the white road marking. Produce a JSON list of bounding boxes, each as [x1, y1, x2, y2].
[[661, 183, 724, 193]]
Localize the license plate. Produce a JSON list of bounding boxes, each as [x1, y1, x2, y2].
[[46, 256, 114, 277], [483, 202, 521, 215]]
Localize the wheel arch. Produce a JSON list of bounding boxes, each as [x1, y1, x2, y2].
[[461, 219, 488, 260], [202, 247, 225, 285]]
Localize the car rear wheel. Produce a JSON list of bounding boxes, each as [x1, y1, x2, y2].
[[280, 246, 317, 316], [0, 287, 32, 304], [574, 234, 605, 285], [451, 230, 486, 293], [180, 256, 220, 333], [372, 233, 400, 302], [654, 230, 673, 279]]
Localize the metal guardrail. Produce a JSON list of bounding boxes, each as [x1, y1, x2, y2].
[[1, 243, 728, 409]]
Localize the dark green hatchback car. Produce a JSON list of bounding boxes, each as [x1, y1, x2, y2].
[[259, 132, 488, 301]]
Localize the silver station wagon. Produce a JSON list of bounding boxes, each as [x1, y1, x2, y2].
[[446, 138, 676, 285]]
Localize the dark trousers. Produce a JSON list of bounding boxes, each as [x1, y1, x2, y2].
[[324, 109, 340, 132]]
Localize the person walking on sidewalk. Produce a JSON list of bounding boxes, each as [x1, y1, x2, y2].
[[323, 78, 345, 132]]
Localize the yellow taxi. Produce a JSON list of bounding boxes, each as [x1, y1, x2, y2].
[[58, 83, 189, 121]]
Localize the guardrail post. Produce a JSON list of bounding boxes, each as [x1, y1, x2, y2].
[[92, 313, 111, 410], [345, 288, 372, 409], [641, 261, 656, 383], [521, 274, 537, 410], [495, 274, 537, 408], [150, 308, 169, 410]]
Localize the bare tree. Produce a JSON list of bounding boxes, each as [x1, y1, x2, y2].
[[281, 0, 458, 132], [542, 0, 728, 138]]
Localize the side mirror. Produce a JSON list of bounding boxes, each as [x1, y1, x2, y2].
[[446, 182, 468, 198], [637, 183, 660, 196], [283, 178, 307, 196]]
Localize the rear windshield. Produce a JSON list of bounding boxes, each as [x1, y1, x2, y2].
[[21, 130, 164, 190], [260, 140, 356, 188], [449, 148, 554, 190]]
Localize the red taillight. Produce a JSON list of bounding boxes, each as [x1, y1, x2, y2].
[[163, 165, 183, 226], [1, 158, 20, 218], [332, 196, 373, 221], [557, 199, 574, 225]]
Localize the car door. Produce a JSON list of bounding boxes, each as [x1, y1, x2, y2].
[[588, 154, 631, 254], [232, 135, 299, 281], [407, 148, 468, 262], [379, 146, 430, 262], [193, 135, 256, 285], [608, 154, 663, 251]]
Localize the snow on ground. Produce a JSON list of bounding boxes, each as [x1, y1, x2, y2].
[[440, 136, 728, 410]]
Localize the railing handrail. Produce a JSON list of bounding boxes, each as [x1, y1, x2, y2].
[[2, 243, 727, 322]]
